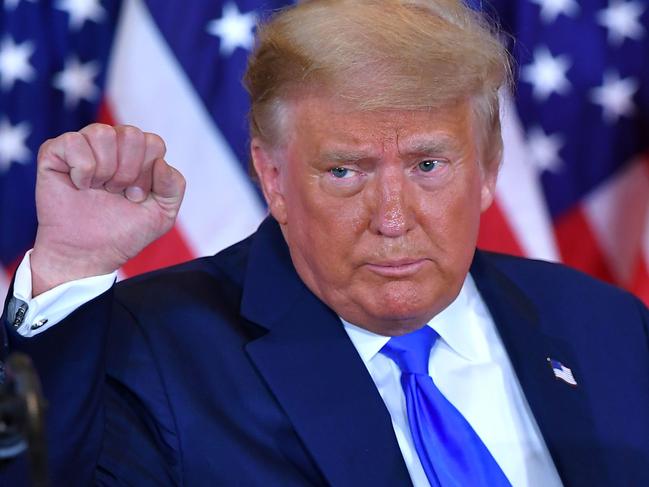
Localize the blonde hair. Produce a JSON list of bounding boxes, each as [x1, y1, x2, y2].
[[244, 0, 511, 166]]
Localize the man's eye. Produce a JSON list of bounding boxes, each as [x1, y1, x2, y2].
[[418, 160, 441, 172], [330, 167, 351, 178]]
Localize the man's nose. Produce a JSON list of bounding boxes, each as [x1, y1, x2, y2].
[[369, 167, 415, 237]]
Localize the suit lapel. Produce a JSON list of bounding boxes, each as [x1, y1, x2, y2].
[[471, 252, 608, 485], [241, 217, 412, 487]]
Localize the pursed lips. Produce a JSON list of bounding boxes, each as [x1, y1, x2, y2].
[[364, 258, 429, 277]]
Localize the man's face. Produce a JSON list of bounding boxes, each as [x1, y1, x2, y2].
[[252, 95, 498, 336]]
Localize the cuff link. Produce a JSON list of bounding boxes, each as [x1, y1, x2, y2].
[[30, 319, 48, 331]]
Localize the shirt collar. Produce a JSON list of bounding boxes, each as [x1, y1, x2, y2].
[[342, 273, 491, 366]]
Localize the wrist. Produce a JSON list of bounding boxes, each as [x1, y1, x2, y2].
[[30, 241, 121, 297]]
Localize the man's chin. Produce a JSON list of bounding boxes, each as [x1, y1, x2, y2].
[[351, 281, 457, 334], [351, 302, 441, 335]]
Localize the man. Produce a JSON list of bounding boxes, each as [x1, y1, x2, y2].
[[3, 0, 649, 485]]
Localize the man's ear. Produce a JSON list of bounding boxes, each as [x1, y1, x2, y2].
[[479, 156, 500, 213], [251, 138, 288, 224]]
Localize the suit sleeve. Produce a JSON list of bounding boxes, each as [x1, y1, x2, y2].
[[95, 298, 182, 486], [1, 284, 113, 486], [1, 285, 182, 486]]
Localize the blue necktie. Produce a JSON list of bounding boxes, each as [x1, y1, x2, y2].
[[380, 326, 511, 487]]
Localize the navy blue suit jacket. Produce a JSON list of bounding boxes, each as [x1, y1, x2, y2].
[[3, 216, 649, 486]]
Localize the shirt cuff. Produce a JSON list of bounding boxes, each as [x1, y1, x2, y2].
[[10, 250, 117, 337]]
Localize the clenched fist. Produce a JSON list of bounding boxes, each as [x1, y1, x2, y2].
[[30, 124, 186, 296]]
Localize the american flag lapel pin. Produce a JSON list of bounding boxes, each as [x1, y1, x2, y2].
[[547, 358, 577, 387]]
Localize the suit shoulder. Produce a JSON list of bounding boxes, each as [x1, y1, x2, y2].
[[478, 251, 643, 309], [475, 251, 649, 349], [114, 235, 254, 311]]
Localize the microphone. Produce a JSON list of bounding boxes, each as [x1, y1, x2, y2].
[[0, 353, 48, 487]]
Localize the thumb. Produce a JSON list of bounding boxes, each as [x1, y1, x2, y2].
[[151, 158, 186, 208]]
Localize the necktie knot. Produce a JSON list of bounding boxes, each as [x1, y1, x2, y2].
[[380, 325, 439, 375]]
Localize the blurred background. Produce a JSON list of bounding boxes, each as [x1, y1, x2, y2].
[[1, 0, 648, 305]]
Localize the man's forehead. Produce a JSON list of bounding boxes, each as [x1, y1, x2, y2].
[[318, 134, 466, 160], [285, 95, 474, 154], [297, 91, 470, 122]]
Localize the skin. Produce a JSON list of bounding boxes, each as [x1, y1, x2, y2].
[[252, 94, 499, 336], [31, 124, 185, 296]]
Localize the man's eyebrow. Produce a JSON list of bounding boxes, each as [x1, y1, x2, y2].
[[320, 148, 374, 162], [401, 136, 460, 154]]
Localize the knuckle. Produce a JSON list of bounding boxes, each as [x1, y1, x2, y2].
[[75, 155, 95, 172], [83, 123, 116, 142], [37, 138, 54, 158], [145, 132, 166, 156], [117, 124, 145, 142], [61, 131, 82, 148], [61, 133, 92, 162]]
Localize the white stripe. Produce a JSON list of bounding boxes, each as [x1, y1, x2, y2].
[[554, 369, 577, 385], [583, 158, 649, 284], [639, 162, 649, 287], [497, 91, 560, 261], [106, 0, 265, 257]]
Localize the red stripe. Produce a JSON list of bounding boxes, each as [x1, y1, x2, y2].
[[3, 257, 20, 280], [554, 206, 615, 283], [96, 99, 115, 125], [98, 100, 196, 278], [478, 200, 525, 257], [121, 226, 195, 277], [636, 155, 649, 305], [629, 259, 649, 307]]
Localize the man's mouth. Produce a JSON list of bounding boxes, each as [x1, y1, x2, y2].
[[364, 259, 428, 277]]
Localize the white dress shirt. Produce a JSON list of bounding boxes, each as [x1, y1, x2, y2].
[[10, 251, 116, 337], [342, 275, 563, 487], [12, 253, 562, 486]]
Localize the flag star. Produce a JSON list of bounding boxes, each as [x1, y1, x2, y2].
[[52, 57, 100, 109], [4, 0, 37, 11], [590, 71, 638, 124], [0, 118, 31, 173], [0, 37, 36, 91], [521, 46, 571, 101], [597, 0, 645, 46], [55, 0, 105, 31], [206, 2, 258, 56], [530, 0, 579, 23], [527, 126, 564, 173]]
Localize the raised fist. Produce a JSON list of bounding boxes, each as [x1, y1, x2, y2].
[[30, 124, 186, 296]]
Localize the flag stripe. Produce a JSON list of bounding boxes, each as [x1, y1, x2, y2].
[[478, 201, 525, 256], [121, 224, 196, 277], [142, 0, 255, 169], [496, 93, 560, 262], [554, 207, 615, 283], [582, 156, 649, 284], [105, 0, 265, 260]]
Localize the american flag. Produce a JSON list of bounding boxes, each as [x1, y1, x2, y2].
[[549, 358, 577, 386], [1, 0, 648, 307], [478, 0, 649, 304]]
